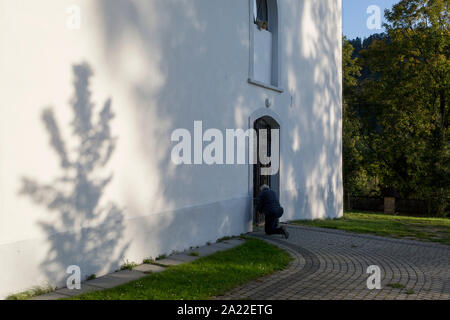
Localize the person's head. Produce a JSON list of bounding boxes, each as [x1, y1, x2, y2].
[[260, 184, 270, 192]]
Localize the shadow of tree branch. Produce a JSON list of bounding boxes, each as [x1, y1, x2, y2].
[[19, 62, 128, 283]]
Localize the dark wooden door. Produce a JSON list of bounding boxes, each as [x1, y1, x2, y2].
[[253, 118, 272, 226]]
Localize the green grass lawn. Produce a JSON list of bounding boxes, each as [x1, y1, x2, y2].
[[292, 211, 450, 245], [70, 238, 291, 300]]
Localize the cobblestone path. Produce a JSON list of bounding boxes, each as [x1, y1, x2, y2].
[[220, 225, 450, 300]]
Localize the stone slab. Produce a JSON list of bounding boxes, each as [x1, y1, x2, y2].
[[211, 242, 235, 249], [31, 292, 70, 300], [87, 271, 145, 289], [170, 253, 199, 263], [190, 245, 224, 257], [54, 284, 102, 297], [134, 264, 167, 273], [108, 270, 146, 280], [222, 239, 246, 247], [155, 258, 185, 267]]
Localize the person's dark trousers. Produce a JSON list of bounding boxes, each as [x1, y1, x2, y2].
[[264, 207, 284, 235]]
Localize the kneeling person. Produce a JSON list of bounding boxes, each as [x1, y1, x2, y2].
[[256, 184, 289, 239]]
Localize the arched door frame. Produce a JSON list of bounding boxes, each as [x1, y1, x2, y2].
[[248, 108, 282, 227]]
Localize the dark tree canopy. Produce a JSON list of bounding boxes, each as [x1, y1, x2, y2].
[[343, 0, 449, 216]]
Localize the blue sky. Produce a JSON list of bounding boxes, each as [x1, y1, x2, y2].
[[343, 0, 400, 39]]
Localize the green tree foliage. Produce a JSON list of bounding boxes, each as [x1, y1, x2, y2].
[[344, 0, 449, 215], [343, 38, 365, 204], [343, 38, 382, 201]]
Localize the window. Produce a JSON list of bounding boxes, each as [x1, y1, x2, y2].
[[249, 0, 282, 92]]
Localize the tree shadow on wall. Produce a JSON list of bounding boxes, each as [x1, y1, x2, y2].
[[20, 63, 128, 284]]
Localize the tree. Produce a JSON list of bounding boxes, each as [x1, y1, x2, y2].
[[357, 0, 449, 215], [342, 38, 366, 206]]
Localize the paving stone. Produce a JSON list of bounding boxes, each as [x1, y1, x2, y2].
[[211, 242, 236, 249], [108, 270, 146, 280], [31, 292, 70, 300], [222, 239, 246, 247], [54, 284, 102, 297], [155, 258, 185, 267], [190, 245, 224, 257], [170, 253, 199, 263], [87, 271, 145, 289], [134, 264, 167, 273]]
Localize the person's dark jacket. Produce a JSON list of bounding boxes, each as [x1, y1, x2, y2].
[[256, 188, 284, 217]]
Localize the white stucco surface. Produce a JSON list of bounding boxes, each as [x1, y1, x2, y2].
[[0, 0, 342, 299]]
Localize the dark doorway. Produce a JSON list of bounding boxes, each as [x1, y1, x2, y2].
[[253, 116, 280, 227]]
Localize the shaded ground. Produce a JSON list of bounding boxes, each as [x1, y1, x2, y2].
[[292, 211, 450, 245]]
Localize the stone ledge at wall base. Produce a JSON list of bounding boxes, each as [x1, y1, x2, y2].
[[30, 238, 247, 300]]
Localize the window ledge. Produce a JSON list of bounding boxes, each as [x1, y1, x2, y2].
[[248, 78, 284, 93]]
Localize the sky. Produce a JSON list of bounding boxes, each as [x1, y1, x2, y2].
[[343, 0, 400, 40]]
